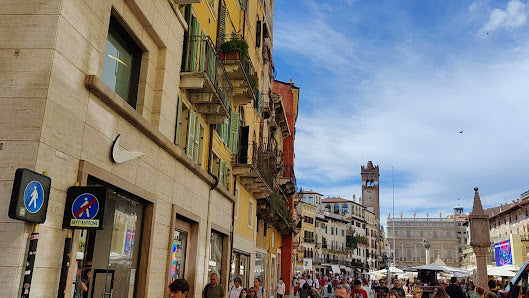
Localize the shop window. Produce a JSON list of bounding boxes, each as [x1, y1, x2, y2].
[[170, 229, 188, 281], [209, 231, 224, 280], [102, 14, 142, 108], [254, 252, 266, 292], [231, 252, 250, 288]]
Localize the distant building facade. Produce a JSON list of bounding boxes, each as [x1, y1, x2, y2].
[[387, 207, 468, 267]]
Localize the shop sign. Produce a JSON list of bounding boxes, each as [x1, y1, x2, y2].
[[63, 186, 106, 229], [8, 168, 51, 223]]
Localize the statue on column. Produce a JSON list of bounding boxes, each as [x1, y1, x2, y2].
[[422, 238, 431, 265]]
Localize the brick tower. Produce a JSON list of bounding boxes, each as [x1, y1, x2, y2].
[[361, 161, 380, 221]]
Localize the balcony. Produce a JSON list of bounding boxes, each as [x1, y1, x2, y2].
[[220, 37, 257, 106], [234, 138, 282, 198], [271, 92, 290, 138], [304, 237, 314, 243], [256, 192, 296, 235], [180, 35, 232, 124]]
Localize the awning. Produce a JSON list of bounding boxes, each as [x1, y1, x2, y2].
[[331, 265, 341, 273], [344, 267, 352, 272]]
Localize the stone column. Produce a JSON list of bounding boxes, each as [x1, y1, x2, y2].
[[469, 188, 490, 290]]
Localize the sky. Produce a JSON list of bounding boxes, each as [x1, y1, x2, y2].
[[272, 0, 529, 227]]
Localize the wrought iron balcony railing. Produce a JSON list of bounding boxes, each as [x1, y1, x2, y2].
[[181, 35, 232, 121]]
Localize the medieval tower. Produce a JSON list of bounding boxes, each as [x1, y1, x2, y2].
[[361, 161, 380, 221]]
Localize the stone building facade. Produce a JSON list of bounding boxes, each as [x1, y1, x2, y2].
[[0, 0, 297, 296], [387, 208, 468, 267]]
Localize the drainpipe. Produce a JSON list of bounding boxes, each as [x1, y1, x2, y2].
[[229, 175, 237, 285], [206, 124, 218, 284]]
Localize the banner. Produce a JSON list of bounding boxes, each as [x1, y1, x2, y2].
[[303, 258, 312, 270], [494, 240, 513, 266]]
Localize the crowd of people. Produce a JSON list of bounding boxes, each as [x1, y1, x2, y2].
[[166, 273, 506, 298]]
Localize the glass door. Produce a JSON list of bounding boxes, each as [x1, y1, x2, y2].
[[71, 187, 144, 298]]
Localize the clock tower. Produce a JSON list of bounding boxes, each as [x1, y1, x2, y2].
[[361, 161, 380, 221]]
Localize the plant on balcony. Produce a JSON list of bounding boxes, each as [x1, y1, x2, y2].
[[220, 39, 249, 60], [248, 73, 259, 90]]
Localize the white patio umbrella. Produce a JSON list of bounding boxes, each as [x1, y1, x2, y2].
[[486, 265, 516, 277]]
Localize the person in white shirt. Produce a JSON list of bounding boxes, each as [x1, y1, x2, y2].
[[299, 276, 307, 290], [228, 277, 243, 298], [362, 280, 373, 298], [275, 278, 285, 298], [313, 277, 320, 293]]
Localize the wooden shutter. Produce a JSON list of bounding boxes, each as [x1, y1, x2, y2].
[[183, 5, 192, 71], [217, 1, 226, 45], [199, 30, 207, 71], [175, 95, 183, 146], [193, 117, 201, 163], [229, 111, 239, 153], [219, 159, 228, 187], [254, 90, 261, 114], [256, 19, 261, 48], [186, 110, 196, 158], [190, 17, 200, 72]]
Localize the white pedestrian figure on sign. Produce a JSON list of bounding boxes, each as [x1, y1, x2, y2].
[[29, 186, 39, 209], [80, 197, 90, 218]]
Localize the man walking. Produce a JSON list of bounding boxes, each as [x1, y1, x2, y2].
[[203, 273, 225, 298], [276, 277, 286, 298], [445, 277, 465, 298]]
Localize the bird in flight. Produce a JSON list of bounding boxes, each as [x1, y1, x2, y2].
[[459, 130, 464, 134]]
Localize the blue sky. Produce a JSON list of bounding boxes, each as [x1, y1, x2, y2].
[[273, 0, 529, 226]]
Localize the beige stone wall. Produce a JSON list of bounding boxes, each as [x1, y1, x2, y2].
[[0, 0, 235, 296]]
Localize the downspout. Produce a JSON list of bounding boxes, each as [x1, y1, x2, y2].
[[229, 175, 237, 285], [206, 124, 218, 284]]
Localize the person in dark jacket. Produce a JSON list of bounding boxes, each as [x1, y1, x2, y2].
[[445, 277, 466, 298]]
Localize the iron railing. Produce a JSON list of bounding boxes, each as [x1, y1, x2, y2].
[[221, 35, 257, 96], [182, 35, 232, 110]]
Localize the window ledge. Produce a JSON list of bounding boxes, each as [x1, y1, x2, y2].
[[84, 75, 235, 202]]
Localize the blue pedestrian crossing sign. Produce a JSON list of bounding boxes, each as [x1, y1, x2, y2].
[[9, 169, 51, 223], [63, 186, 106, 229], [24, 181, 45, 213]]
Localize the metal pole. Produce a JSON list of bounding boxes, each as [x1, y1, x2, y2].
[[392, 167, 396, 267]]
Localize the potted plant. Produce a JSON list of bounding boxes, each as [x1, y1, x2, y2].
[[220, 39, 249, 61]]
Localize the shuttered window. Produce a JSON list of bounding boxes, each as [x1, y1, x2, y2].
[[217, 1, 227, 45], [218, 159, 228, 188], [175, 95, 183, 146], [256, 19, 261, 48], [228, 111, 239, 153], [186, 110, 202, 163], [199, 30, 207, 71]]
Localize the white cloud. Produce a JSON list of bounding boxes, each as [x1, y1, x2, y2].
[[480, 0, 528, 33]]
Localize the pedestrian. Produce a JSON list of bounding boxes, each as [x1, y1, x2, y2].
[[352, 280, 368, 298], [334, 284, 349, 298], [203, 273, 225, 298], [376, 279, 389, 298], [475, 287, 485, 298], [340, 277, 351, 296], [294, 276, 299, 296], [391, 280, 405, 298], [248, 287, 256, 298], [487, 280, 498, 295], [240, 288, 248, 298], [276, 277, 286, 298], [169, 278, 190, 298], [412, 288, 423, 298], [432, 287, 450, 298], [445, 277, 465, 298], [314, 276, 321, 293], [300, 283, 311, 298], [362, 280, 373, 298], [484, 292, 497, 298], [254, 278, 265, 298], [229, 277, 243, 298]]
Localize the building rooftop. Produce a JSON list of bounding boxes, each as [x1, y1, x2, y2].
[[299, 190, 323, 196], [322, 197, 352, 203]]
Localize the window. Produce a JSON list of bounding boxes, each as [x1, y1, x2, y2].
[[102, 15, 142, 107], [255, 19, 261, 47], [334, 204, 340, 214], [249, 200, 253, 228], [433, 231, 438, 238], [407, 249, 412, 259], [218, 159, 230, 189], [342, 204, 348, 213], [170, 229, 188, 281], [186, 110, 204, 164], [254, 252, 266, 290], [406, 231, 411, 238], [209, 231, 224, 280]]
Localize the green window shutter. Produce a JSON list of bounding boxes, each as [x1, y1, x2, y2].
[[217, 2, 226, 45], [229, 111, 239, 153], [223, 117, 230, 145], [256, 19, 261, 48], [175, 96, 183, 146], [190, 17, 200, 72], [219, 159, 228, 187], [182, 5, 192, 71], [193, 117, 201, 163], [186, 110, 196, 158], [199, 31, 207, 72]]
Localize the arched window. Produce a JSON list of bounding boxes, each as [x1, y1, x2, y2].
[[334, 204, 340, 214]]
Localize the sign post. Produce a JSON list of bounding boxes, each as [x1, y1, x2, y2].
[[8, 168, 51, 298]]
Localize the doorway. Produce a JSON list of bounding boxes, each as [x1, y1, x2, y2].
[[72, 184, 145, 298]]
